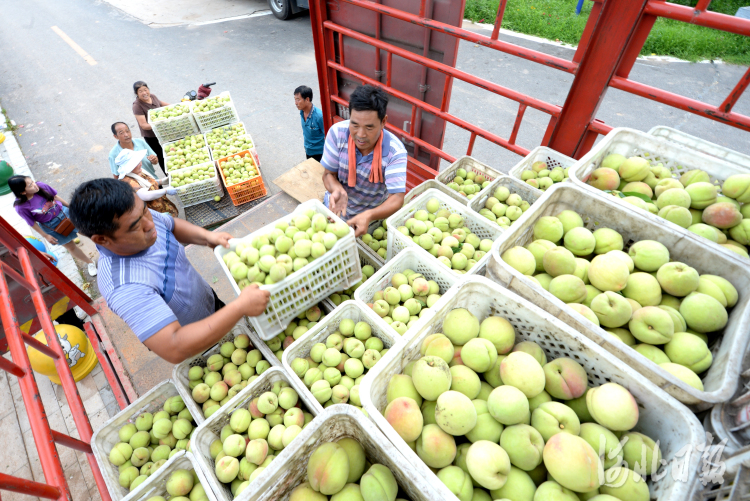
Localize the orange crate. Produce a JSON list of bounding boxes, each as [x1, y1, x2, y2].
[[216, 149, 267, 206]]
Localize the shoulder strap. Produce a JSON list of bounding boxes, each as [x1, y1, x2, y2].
[[380, 130, 391, 168]]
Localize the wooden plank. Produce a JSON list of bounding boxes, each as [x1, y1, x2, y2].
[[273, 159, 327, 204]]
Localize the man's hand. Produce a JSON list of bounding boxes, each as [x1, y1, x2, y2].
[[329, 187, 348, 218], [347, 212, 371, 237], [148, 154, 159, 165], [206, 232, 232, 249], [236, 284, 270, 316]]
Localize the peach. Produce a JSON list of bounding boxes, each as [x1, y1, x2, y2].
[[635, 344, 670, 364], [466, 400, 503, 443], [549, 275, 587, 304], [543, 433, 601, 493], [628, 240, 669, 273], [466, 440, 511, 490], [658, 205, 692, 228], [729, 219, 750, 245], [698, 275, 738, 307], [436, 466, 473, 501], [664, 332, 712, 373], [531, 401, 581, 442], [688, 223, 721, 242], [568, 303, 600, 326], [307, 443, 349, 495], [579, 423, 623, 469], [526, 240, 557, 272], [489, 466, 536, 501], [722, 174, 750, 203], [512, 341, 547, 366], [443, 308, 480, 345], [360, 464, 398, 501], [621, 432, 662, 475], [621, 182, 653, 198], [534, 217, 565, 243], [685, 182, 717, 209], [590, 292, 632, 328], [384, 397, 424, 442], [435, 391, 477, 436], [605, 328, 637, 346], [656, 188, 691, 210], [600, 467, 650, 501], [564, 227, 596, 256], [622, 272, 662, 307], [461, 338, 498, 373], [534, 480, 579, 501], [450, 365, 482, 399], [543, 358, 588, 400], [488, 385, 530, 425], [702, 202, 743, 229], [618, 157, 649, 182], [290, 483, 328, 501], [654, 178, 683, 198], [657, 262, 699, 297], [680, 169, 710, 186], [659, 362, 704, 391], [420, 334, 454, 364], [588, 253, 629, 292], [543, 247, 577, 277], [557, 210, 584, 235], [587, 383, 638, 431], [337, 437, 366, 483], [386, 374, 423, 406], [658, 305, 686, 332], [501, 352, 546, 398], [502, 247, 537, 275], [479, 316, 515, 354], [679, 292, 728, 333], [416, 424, 457, 468], [588, 168, 620, 191], [528, 390, 552, 412], [500, 424, 544, 471]]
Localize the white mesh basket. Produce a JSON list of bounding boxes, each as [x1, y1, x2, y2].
[[244, 405, 444, 501], [404, 179, 471, 206], [281, 300, 401, 414], [206, 123, 254, 161], [385, 188, 503, 276], [191, 92, 240, 133], [486, 183, 750, 409], [214, 199, 361, 340], [436, 156, 503, 201], [172, 322, 276, 426], [360, 276, 705, 501], [353, 246, 459, 339], [191, 367, 317, 501], [167, 161, 223, 208], [91, 380, 198, 501], [569, 127, 748, 203], [126, 452, 217, 501], [507, 146, 576, 194], [148, 105, 199, 144], [648, 126, 750, 171], [323, 242, 383, 311], [467, 174, 544, 230], [357, 221, 387, 266]]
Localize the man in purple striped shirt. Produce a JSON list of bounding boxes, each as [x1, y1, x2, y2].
[[321, 85, 408, 237]]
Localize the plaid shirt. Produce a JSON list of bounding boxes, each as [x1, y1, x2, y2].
[[321, 121, 407, 219]]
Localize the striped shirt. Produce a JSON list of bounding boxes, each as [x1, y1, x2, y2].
[[96, 210, 215, 342], [321, 121, 407, 219]]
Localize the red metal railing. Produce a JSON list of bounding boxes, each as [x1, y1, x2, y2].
[[309, 0, 750, 181], [0, 219, 122, 501]]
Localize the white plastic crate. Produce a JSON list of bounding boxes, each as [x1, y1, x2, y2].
[[163, 143, 212, 173], [148, 105, 199, 145], [281, 300, 400, 414], [167, 161, 223, 208], [385, 188, 503, 277], [126, 452, 218, 501], [91, 380, 198, 501], [404, 179, 471, 206], [353, 247, 459, 339], [507, 146, 576, 195], [172, 322, 277, 426], [191, 92, 240, 133], [467, 174, 543, 230], [648, 126, 750, 171], [214, 199, 361, 340], [360, 276, 705, 501], [245, 405, 444, 501], [191, 367, 317, 501], [323, 242, 383, 311], [486, 183, 750, 409], [357, 221, 386, 266], [436, 155, 503, 201], [206, 123, 254, 161]]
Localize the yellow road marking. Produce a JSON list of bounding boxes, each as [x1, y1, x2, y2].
[[51, 26, 97, 66]]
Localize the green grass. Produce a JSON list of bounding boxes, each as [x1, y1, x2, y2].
[[464, 0, 750, 64]]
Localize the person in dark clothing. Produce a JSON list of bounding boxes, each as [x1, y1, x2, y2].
[[131, 81, 169, 170]]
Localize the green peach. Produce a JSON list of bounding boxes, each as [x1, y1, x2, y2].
[[549, 275, 587, 304], [621, 431, 662, 474], [634, 344, 670, 364], [599, 467, 649, 501], [679, 292, 728, 333], [500, 424, 544, 471], [465, 440, 511, 490], [543, 433, 601, 493], [307, 443, 349, 495], [489, 466, 537, 501], [466, 400, 504, 443], [587, 383, 638, 431], [622, 272, 662, 307], [501, 352, 546, 398], [543, 247, 577, 277], [502, 247, 537, 276], [628, 306, 674, 344], [659, 362, 704, 391], [533, 217, 564, 243], [531, 401, 581, 442], [416, 424, 457, 468], [488, 385, 530, 425], [658, 205, 692, 228], [590, 292, 632, 328], [588, 253, 629, 292], [386, 374, 422, 406], [579, 423, 623, 469]]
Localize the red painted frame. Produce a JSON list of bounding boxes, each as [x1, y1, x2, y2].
[[0, 218, 128, 501], [309, 0, 750, 176]]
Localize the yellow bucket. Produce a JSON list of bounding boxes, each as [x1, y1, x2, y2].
[[26, 324, 99, 385]]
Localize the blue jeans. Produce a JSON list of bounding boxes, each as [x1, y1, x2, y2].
[[39, 206, 79, 246]]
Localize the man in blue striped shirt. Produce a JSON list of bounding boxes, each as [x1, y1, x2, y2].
[[321, 85, 408, 237], [69, 179, 270, 364]]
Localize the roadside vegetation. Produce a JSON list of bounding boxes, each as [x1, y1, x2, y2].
[[464, 0, 750, 65]]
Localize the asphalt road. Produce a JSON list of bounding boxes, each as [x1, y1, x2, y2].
[[0, 0, 748, 201]]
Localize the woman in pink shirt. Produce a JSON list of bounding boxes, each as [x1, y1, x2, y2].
[[9, 176, 98, 276]]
